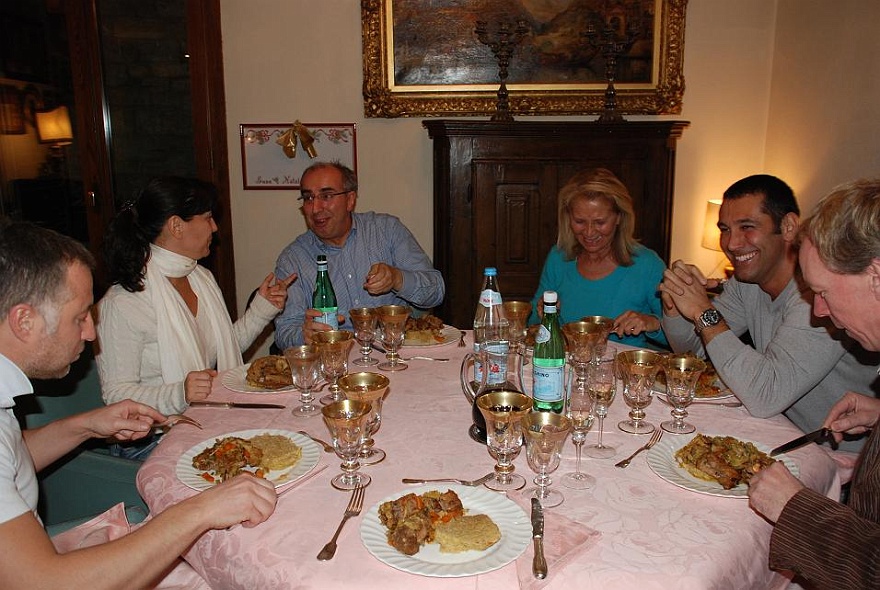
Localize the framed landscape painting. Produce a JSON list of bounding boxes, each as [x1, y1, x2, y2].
[[362, 0, 686, 118]]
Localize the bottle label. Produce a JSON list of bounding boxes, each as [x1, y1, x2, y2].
[[534, 324, 551, 345], [316, 308, 338, 329], [479, 289, 502, 308], [484, 341, 509, 385], [532, 361, 564, 402]]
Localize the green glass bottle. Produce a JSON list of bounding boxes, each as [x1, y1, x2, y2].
[[312, 255, 338, 329], [532, 290, 565, 412]]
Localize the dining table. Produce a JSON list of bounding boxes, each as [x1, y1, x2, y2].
[[136, 332, 841, 589]]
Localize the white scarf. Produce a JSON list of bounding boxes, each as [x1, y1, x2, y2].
[[147, 244, 242, 384]]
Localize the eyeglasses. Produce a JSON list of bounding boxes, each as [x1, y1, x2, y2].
[[298, 190, 350, 204]]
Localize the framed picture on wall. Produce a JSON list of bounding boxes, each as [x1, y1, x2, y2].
[[239, 123, 357, 190], [0, 85, 25, 135], [361, 0, 686, 118]]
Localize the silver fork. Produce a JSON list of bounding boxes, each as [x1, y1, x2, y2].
[[457, 330, 466, 347], [615, 428, 662, 468], [317, 485, 366, 561], [155, 414, 202, 430], [401, 473, 495, 487]]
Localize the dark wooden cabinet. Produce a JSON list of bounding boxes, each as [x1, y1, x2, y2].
[[424, 119, 688, 328]]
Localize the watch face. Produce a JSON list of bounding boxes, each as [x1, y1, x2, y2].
[[700, 309, 722, 326]]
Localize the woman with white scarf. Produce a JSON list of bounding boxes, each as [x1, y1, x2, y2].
[[96, 177, 295, 457]]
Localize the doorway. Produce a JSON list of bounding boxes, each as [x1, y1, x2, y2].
[[0, 0, 236, 314]]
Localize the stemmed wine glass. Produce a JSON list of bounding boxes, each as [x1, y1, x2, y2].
[[349, 307, 379, 367], [476, 390, 532, 492], [311, 330, 355, 405], [661, 354, 706, 435], [321, 399, 372, 490], [283, 345, 322, 417], [502, 300, 531, 355], [522, 411, 571, 508], [375, 305, 411, 371], [584, 356, 618, 459], [617, 349, 664, 434], [562, 369, 596, 489], [578, 316, 614, 362], [337, 371, 390, 465]]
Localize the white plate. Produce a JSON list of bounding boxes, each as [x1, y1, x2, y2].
[[220, 364, 297, 394], [360, 484, 531, 577], [402, 325, 460, 348], [176, 429, 320, 491], [646, 434, 798, 498]]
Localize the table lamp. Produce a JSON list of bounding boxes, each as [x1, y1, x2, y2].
[[701, 199, 733, 278], [36, 106, 73, 178]]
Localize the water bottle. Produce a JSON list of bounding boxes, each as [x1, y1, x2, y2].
[[312, 254, 338, 329], [532, 290, 565, 412], [472, 267, 509, 384]]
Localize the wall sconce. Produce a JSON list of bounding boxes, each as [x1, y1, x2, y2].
[[36, 106, 73, 178], [701, 199, 733, 278]]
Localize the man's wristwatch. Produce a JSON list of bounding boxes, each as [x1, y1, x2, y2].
[[694, 308, 723, 334]]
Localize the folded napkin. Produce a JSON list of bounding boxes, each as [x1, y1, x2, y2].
[[512, 497, 602, 589]]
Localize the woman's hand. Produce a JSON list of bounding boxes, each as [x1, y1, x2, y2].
[[612, 310, 660, 337], [258, 272, 297, 310], [185, 369, 217, 403]]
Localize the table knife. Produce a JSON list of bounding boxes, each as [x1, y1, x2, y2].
[[770, 427, 835, 457], [531, 497, 547, 579], [189, 401, 286, 409]]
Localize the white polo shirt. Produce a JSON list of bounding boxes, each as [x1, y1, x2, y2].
[[0, 353, 39, 525]]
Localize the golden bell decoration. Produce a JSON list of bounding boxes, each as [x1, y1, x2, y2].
[[294, 120, 317, 159], [275, 127, 297, 158]]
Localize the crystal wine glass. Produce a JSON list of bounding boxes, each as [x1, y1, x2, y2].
[[375, 305, 411, 371], [617, 349, 664, 435], [502, 300, 532, 354], [337, 371, 390, 465], [584, 356, 618, 459], [283, 344, 322, 418], [562, 365, 596, 489], [476, 390, 532, 492], [522, 411, 571, 508], [661, 354, 706, 435], [311, 330, 355, 405], [321, 399, 372, 490], [578, 316, 614, 362], [349, 307, 379, 367]]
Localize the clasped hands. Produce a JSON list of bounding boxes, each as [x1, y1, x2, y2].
[[658, 260, 724, 321]]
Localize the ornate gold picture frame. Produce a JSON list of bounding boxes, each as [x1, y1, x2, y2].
[[362, 0, 686, 118]]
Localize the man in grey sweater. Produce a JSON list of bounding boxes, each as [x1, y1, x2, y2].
[[659, 174, 879, 451]]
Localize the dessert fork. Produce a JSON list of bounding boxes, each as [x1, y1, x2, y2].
[[317, 484, 365, 561], [615, 428, 662, 468], [401, 473, 495, 487]]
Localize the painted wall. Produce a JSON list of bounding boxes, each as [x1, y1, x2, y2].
[[221, 0, 880, 352]]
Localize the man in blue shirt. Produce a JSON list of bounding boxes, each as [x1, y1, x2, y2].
[[274, 162, 445, 347]]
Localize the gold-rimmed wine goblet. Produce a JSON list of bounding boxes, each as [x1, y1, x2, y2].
[[522, 411, 571, 508], [562, 370, 596, 490], [476, 390, 532, 492], [283, 344, 322, 418], [349, 307, 379, 367], [616, 349, 664, 435], [375, 305, 411, 371], [321, 399, 372, 490], [578, 316, 614, 362], [311, 330, 355, 405], [337, 371, 390, 465], [584, 356, 618, 459], [502, 300, 532, 355], [661, 354, 706, 435]]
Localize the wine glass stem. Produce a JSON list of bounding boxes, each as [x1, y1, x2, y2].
[[574, 439, 584, 474], [596, 413, 606, 448]]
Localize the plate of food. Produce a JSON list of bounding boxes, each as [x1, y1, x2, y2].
[[653, 361, 734, 400], [403, 315, 460, 347], [360, 484, 530, 577], [176, 429, 320, 491], [646, 432, 798, 498], [220, 356, 296, 393]]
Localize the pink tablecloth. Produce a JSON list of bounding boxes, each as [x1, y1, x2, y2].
[[137, 335, 840, 589]]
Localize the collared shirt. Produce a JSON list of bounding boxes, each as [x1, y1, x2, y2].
[[274, 211, 445, 348], [0, 352, 39, 524]]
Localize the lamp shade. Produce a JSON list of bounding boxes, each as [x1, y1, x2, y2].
[[36, 106, 73, 145], [701, 199, 722, 251]]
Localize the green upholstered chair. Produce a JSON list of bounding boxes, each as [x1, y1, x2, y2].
[[16, 349, 148, 530]]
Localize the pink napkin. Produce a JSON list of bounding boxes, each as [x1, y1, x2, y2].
[[512, 497, 602, 589], [51, 502, 131, 553]]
